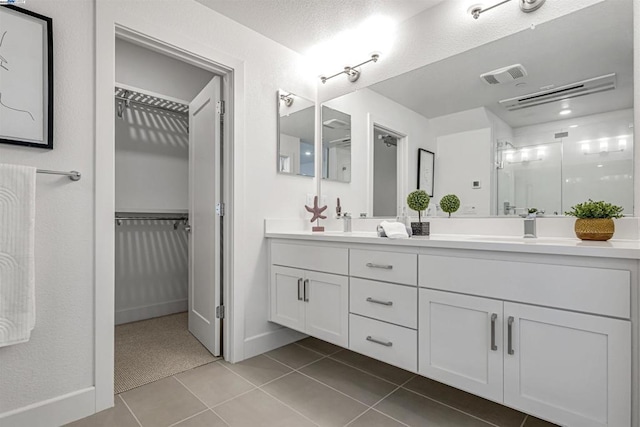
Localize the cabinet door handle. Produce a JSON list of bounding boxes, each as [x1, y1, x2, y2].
[[507, 316, 515, 355], [297, 278, 303, 301], [366, 336, 393, 347], [303, 279, 309, 302], [366, 262, 393, 270], [490, 313, 498, 351], [366, 297, 393, 306]]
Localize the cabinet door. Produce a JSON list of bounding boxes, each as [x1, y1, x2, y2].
[[419, 289, 504, 402], [504, 302, 631, 427], [270, 266, 305, 332], [305, 270, 349, 347]]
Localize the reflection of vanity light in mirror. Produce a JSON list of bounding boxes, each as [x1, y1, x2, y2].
[[581, 135, 630, 155], [468, 0, 545, 20], [318, 0, 633, 218], [277, 89, 315, 177]]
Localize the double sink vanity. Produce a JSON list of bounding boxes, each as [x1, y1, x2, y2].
[[266, 228, 637, 427]]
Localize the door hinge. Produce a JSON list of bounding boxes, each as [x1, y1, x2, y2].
[[216, 202, 225, 217], [216, 305, 225, 319], [216, 100, 225, 116]]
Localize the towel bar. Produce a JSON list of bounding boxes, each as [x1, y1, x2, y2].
[[36, 169, 81, 181]]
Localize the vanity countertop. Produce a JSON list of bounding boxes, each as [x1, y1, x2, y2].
[[265, 231, 640, 259]]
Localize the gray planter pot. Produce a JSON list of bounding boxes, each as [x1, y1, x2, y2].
[[411, 221, 430, 236]]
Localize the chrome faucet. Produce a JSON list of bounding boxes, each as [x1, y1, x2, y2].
[[342, 213, 352, 232], [524, 214, 536, 238]]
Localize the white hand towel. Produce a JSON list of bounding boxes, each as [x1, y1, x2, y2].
[[0, 163, 36, 347], [380, 221, 409, 239]]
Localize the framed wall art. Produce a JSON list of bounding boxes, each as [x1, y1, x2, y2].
[[417, 148, 434, 197], [0, 5, 53, 149]]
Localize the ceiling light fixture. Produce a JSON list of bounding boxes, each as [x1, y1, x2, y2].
[[279, 94, 294, 107], [559, 109, 572, 116], [320, 53, 379, 84], [469, 0, 545, 20]]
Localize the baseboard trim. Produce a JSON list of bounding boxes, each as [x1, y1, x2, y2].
[[115, 299, 187, 325], [243, 326, 307, 360], [0, 387, 95, 427]]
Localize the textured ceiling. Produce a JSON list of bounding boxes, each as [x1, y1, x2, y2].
[[195, 0, 445, 54]]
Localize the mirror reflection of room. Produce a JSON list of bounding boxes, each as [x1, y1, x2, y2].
[[278, 90, 315, 177], [319, 0, 633, 218]]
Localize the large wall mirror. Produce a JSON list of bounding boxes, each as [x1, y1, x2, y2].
[[320, 0, 634, 218], [278, 90, 315, 177]]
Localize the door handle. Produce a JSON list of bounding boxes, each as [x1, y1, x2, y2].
[[366, 336, 393, 347], [366, 262, 393, 270], [297, 278, 303, 301], [507, 316, 514, 355], [490, 313, 498, 351], [366, 297, 393, 306], [303, 279, 309, 302]]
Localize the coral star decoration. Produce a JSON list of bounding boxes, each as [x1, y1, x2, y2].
[[305, 196, 328, 222]]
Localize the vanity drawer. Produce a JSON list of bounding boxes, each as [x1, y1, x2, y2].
[[349, 314, 417, 372], [350, 249, 417, 285], [350, 278, 417, 329], [419, 255, 631, 318], [271, 242, 348, 275]]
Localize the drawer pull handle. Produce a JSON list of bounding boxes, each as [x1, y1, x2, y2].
[[297, 278, 303, 301], [366, 297, 393, 306], [366, 336, 393, 347], [366, 263, 393, 270], [507, 316, 514, 355], [490, 313, 497, 351], [304, 279, 309, 302]]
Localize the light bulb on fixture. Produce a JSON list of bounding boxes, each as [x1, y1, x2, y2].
[[521, 149, 529, 161], [581, 142, 590, 154], [600, 140, 609, 152], [619, 139, 627, 150]]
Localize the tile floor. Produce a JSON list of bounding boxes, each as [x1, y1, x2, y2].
[[68, 338, 558, 427]]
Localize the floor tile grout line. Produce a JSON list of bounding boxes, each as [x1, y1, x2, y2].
[[255, 386, 322, 427], [295, 341, 344, 357], [520, 415, 529, 427], [117, 394, 144, 427], [327, 354, 405, 386], [171, 376, 216, 417], [354, 375, 417, 427], [209, 406, 232, 427], [167, 408, 211, 427], [210, 387, 257, 409], [262, 350, 331, 371], [294, 368, 379, 408], [398, 385, 500, 427]]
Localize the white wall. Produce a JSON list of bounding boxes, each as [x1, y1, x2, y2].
[[0, 0, 95, 418], [435, 128, 493, 216], [323, 88, 433, 217], [115, 38, 214, 102]]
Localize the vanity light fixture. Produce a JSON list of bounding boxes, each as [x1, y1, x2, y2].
[[469, 0, 545, 19], [0, 0, 26, 3], [581, 138, 626, 155], [320, 53, 380, 84], [279, 94, 294, 107]]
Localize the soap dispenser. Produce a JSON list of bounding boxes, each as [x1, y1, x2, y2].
[[397, 207, 413, 237]]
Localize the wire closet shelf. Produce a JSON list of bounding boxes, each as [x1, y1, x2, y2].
[[114, 86, 189, 117]]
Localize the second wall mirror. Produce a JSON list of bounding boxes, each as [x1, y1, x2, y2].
[[278, 90, 315, 177]]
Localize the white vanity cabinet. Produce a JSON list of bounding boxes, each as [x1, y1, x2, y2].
[[267, 236, 636, 427], [270, 243, 349, 347], [419, 254, 632, 427]]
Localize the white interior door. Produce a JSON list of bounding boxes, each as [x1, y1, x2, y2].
[[188, 76, 222, 356]]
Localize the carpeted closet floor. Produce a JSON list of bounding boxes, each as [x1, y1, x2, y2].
[[114, 312, 218, 394]]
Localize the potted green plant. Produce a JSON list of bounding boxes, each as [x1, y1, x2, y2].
[[440, 194, 460, 218], [565, 199, 624, 241], [407, 190, 430, 236]]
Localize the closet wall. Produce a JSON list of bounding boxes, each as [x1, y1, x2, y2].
[[115, 39, 214, 324]]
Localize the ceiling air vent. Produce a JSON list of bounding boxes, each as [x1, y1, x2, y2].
[[480, 64, 528, 85], [499, 73, 617, 111]]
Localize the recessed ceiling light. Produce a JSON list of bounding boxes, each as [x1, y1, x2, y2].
[[569, 125, 578, 128], [597, 164, 604, 168], [305, 151, 312, 156], [560, 109, 572, 116]]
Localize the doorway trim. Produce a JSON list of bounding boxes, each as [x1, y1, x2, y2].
[[367, 113, 409, 216], [95, 4, 243, 413]]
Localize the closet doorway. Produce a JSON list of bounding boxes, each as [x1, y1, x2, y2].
[[113, 37, 223, 393]]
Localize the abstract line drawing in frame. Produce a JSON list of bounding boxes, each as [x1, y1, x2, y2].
[[0, 5, 53, 149], [417, 148, 434, 197]]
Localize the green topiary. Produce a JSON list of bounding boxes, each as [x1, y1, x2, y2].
[[407, 190, 430, 222], [440, 194, 460, 217], [565, 199, 624, 219]]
